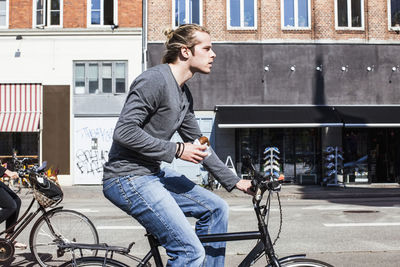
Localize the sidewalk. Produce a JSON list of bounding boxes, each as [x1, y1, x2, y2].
[[59, 183, 400, 200], [216, 183, 400, 199]]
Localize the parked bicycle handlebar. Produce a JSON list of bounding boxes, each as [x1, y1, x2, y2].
[[17, 161, 47, 186]]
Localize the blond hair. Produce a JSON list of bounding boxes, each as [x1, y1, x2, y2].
[[162, 24, 210, 64]]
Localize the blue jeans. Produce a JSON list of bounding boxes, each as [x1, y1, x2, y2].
[[103, 167, 229, 267]]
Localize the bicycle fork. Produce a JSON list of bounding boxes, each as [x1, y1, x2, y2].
[[254, 200, 281, 266]]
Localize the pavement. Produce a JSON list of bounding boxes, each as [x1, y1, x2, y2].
[[59, 183, 400, 200], [221, 183, 400, 199]]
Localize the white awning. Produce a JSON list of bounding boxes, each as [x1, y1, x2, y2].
[[0, 84, 42, 132]]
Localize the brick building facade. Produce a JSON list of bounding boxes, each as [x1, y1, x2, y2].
[[148, 0, 399, 42], [6, 0, 141, 29]]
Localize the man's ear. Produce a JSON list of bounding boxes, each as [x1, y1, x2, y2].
[[180, 46, 191, 59]]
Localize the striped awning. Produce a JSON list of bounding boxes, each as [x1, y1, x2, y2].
[[0, 84, 42, 132]]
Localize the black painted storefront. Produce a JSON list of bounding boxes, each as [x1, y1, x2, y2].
[[148, 43, 400, 184]]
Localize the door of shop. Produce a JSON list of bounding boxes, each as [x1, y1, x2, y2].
[[369, 129, 400, 183], [343, 128, 400, 183]]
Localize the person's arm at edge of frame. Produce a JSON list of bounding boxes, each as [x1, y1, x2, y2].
[[0, 166, 19, 179]]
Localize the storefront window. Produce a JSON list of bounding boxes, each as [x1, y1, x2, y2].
[[237, 128, 260, 178], [343, 129, 368, 183], [237, 128, 321, 183], [295, 128, 320, 181], [0, 133, 39, 167]]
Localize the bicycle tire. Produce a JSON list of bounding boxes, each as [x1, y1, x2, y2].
[[60, 257, 128, 267], [279, 258, 334, 267], [30, 209, 99, 267]]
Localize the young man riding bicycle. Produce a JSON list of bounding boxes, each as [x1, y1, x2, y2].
[[103, 24, 253, 266]]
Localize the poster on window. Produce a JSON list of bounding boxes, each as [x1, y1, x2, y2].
[[74, 117, 117, 184]]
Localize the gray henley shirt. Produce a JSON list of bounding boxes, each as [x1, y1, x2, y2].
[[103, 64, 240, 191]]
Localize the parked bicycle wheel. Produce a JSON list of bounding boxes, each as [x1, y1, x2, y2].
[[29, 209, 99, 267], [60, 257, 128, 267], [279, 258, 334, 267]]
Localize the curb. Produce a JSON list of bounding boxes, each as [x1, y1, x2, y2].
[[54, 184, 400, 200]]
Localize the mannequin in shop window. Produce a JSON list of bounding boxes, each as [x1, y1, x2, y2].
[[0, 166, 27, 249]]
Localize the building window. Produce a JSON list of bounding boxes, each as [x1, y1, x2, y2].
[[335, 0, 364, 29], [0, 0, 8, 28], [227, 0, 257, 29], [88, 0, 117, 26], [389, 0, 400, 30], [74, 61, 127, 95], [281, 0, 311, 29], [33, 0, 63, 27], [173, 0, 202, 27]]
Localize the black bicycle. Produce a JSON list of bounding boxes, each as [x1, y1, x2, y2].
[[0, 162, 99, 267], [58, 161, 333, 267]]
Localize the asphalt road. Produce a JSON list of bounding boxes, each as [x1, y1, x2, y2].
[[3, 186, 400, 267]]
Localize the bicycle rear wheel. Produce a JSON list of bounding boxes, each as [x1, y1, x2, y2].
[[60, 257, 128, 267], [280, 258, 334, 267], [30, 209, 99, 267]]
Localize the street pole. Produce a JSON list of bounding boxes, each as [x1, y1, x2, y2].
[[142, 0, 148, 72]]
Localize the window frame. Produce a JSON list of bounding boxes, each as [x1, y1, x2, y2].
[[172, 0, 203, 27], [87, 0, 118, 27], [73, 61, 128, 95], [334, 0, 364, 30], [388, 0, 400, 31], [281, 0, 311, 30], [0, 0, 9, 29], [226, 0, 257, 30], [32, 0, 63, 28]]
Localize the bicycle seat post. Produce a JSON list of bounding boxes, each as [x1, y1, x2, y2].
[[146, 232, 163, 267]]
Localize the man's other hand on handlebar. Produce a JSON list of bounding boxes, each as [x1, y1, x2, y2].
[[235, 179, 255, 195]]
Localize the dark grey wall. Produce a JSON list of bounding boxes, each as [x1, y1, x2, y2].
[[148, 43, 400, 110]]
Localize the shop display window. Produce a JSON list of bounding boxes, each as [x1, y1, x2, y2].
[[237, 128, 321, 184]]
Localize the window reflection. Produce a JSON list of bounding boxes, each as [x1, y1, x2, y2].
[[391, 0, 400, 27]]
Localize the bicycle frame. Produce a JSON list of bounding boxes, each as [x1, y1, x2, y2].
[[0, 197, 63, 242], [61, 189, 307, 267], [138, 191, 288, 267]]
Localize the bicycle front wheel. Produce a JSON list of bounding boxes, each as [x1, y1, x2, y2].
[[30, 209, 99, 267], [280, 258, 334, 267], [60, 257, 128, 267]]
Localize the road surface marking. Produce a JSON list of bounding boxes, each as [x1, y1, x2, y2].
[[230, 206, 278, 212], [97, 226, 145, 230], [73, 208, 99, 213], [303, 206, 400, 210], [324, 222, 400, 227]]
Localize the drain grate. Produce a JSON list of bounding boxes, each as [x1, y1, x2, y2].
[[343, 210, 379, 213]]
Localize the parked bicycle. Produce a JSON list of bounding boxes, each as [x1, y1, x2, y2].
[[0, 162, 99, 267], [1, 153, 35, 193], [58, 159, 333, 267], [202, 172, 221, 191]]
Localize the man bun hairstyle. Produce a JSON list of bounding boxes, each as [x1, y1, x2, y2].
[[162, 24, 210, 64]]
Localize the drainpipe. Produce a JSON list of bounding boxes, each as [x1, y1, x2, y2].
[[142, 0, 148, 72]]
